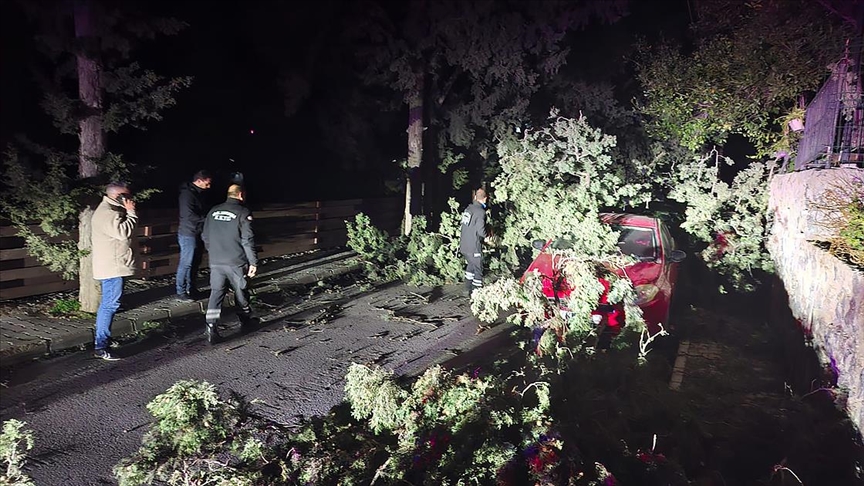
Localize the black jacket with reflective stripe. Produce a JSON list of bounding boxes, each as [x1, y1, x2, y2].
[[202, 198, 257, 267], [459, 201, 486, 256]]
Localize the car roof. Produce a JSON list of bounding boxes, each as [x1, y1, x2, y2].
[[599, 212, 658, 229]]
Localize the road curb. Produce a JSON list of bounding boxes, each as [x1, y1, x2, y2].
[[1, 252, 363, 366], [1, 341, 49, 365], [45, 327, 93, 354]]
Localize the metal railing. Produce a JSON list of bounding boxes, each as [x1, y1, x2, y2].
[[796, 59, 864, 170]]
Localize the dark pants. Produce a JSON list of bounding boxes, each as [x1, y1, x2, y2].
[[462, 251, 483, 294], [205, 264, 252, 326], [176, 234, 203, 295]]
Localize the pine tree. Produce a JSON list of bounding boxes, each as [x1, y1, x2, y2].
[[344, 0, 626, 234], [1, 0, 191, 311]]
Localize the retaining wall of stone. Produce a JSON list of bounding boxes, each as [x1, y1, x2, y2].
[[768, 168, 864, 433]]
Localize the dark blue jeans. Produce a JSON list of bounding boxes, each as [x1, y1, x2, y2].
[[95, 277, 123, 350], [176, 234, 202, 295]]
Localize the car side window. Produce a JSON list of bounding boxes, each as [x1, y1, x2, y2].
[[658, 222, 675, 255], [616, 226, 658, 260]]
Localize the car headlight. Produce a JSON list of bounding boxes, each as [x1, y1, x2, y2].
[[634, 284, 659, 305]]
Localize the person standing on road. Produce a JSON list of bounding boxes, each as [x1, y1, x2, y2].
[[459, 187, 489, 297], [175, 170, 212, 301], [201, 184, 258, 344], [91, 182, 138, 360]]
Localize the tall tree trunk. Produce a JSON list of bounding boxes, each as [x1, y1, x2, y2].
[[78, 207, 99, 312], [74, 0, 104, 313], [404, 71, 424, 236]]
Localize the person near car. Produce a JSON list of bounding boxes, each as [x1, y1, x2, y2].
[[459, 187, 489, 296], [175, 170, 212, 301], [201, 184, 258, 344], [91, 182, 138, 360]]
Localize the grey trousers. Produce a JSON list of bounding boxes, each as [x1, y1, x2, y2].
[[205, 264, 252, 326], [463, 252, 483, 293]]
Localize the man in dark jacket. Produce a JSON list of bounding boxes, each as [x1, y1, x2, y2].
[[175, 170, 212, 300], [459, 187, 488, 297], [201, 184, 258, 344]]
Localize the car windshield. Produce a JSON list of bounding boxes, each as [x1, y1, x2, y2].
[[548, 225, 659, 260], [613, 225, 658, 260]]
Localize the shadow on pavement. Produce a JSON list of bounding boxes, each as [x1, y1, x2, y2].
[[0, 281, 401, 414]]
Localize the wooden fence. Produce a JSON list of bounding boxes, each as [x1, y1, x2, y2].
[[0, 197, 401, 301]]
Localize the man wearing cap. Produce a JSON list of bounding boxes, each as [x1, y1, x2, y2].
[[201, 184, 257, 344]]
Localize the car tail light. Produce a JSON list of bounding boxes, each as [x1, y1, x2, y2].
[[634, 284, 659, 304]]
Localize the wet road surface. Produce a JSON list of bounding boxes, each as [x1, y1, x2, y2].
[[0, 282, 481, 485]]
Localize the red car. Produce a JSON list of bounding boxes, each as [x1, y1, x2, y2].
[[522, 213, 686, 335]]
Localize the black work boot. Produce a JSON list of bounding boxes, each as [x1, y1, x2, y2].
[[205, 322, 221, 345], [239, 316, 257, 333], [464, 281, 474, 297]]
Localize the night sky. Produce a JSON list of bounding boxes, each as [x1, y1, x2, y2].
[[0, 0, 692, 207]]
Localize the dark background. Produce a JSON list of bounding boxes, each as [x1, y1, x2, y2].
[[0, 0, 694, 208]]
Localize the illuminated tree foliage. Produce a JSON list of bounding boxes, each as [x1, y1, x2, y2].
[[635, 0, 851, 154], [345, 198, 464, 286], [491, 111, 652, 261], [471, 113, 650, 364], [0, 144, 124, 278], [667, 151, 775, 291], [0, 420, 36, 486], [809, 171, 864, 266], [627, 0, 852, 291], [116, 361, 688, 485], [114, 380, 260, 486]]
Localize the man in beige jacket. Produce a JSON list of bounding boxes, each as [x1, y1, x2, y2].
[[91, 182, 138, 360]]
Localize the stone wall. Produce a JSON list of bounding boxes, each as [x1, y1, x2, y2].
[[768, 168, 864, 433]]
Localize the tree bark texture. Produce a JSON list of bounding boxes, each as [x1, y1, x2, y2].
[[78, 207, 100, 313], [404, 72, 424, 235], [74, 0, 104, 312], [403, 178, 413, 237], [74, 0, 104, 179]]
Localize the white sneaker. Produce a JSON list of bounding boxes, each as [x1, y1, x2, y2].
[[94, 349, 120, 361]]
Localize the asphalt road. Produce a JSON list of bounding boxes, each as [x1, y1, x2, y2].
[[0, 283, 483, 485]]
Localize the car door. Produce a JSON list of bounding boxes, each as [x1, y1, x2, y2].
[[658, 221, 680, 295]]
